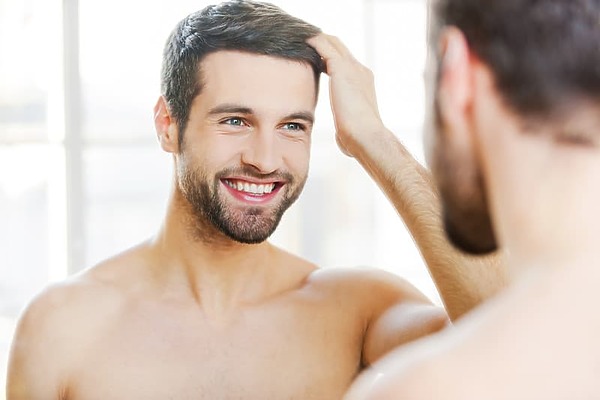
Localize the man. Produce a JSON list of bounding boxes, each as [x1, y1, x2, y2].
[[306, 0, 600, 398], [7, 1, 503, 399]]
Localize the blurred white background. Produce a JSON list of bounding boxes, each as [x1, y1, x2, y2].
[[0, 0, 432, 394]]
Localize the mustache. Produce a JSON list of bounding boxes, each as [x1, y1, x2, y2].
[[215, 166, 294, 183]]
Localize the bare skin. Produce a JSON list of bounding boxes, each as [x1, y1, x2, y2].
[[7, 46, 504, 399], [9, 240, 444, 399], [307, 34, 506, 320], [331, 26, 600, 400]]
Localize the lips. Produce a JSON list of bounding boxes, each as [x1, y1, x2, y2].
[[223, 179, 276, 195], [221, 178, 283, 203]]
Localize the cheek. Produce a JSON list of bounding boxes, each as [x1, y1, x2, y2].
[[431, 125, 473, 208], [423, 94, 442, 170], [423, 126, 436, 170], [280, 139, 311, 174], [426, 128, 446, 188], [431, 148, 450, 197], [197, 135, 245, 168]]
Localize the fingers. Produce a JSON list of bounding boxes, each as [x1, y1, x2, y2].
[[307, 33, 351, 58], [307, 33, 360, 75]]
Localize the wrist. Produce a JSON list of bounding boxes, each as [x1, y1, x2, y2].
[[343, 124, 394, 160]]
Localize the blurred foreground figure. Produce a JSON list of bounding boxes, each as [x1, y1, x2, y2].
[[308, 0, 600, 398]]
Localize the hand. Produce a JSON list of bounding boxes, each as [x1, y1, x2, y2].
[[307, 33, 386, 157]]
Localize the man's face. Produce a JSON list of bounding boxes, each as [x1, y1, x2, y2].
[[424, 50, 497, 255], [176, 51, 316, 244]]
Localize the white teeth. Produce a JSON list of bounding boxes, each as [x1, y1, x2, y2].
[[225, 180, 276, 195]]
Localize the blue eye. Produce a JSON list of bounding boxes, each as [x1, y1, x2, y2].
[[283, 122, 305, 131], [223, 117, 245, 126]]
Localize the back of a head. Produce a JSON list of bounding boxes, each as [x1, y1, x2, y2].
[[161, 0, 323, 138], [431, 0, 600, 123]]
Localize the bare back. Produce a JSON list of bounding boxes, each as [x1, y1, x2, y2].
[[346, 264, 600, 399]]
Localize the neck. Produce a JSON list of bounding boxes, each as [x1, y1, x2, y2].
[[481, 115, 600, 280], [149, 188, 279, 316], [501, 205, 600, 279]]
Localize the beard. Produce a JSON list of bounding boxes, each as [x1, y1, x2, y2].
[[431, 105, 498, 255], [178, 162, 306, 244], [439, 179, 497, 255]]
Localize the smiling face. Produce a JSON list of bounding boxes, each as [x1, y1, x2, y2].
[[173, 51, 317, 244]]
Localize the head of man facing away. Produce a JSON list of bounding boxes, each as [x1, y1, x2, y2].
[[155, 0, 324, 246], [426, 0, 600, 263], [343, 2, 600, 398]]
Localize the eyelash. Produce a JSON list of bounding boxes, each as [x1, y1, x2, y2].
[[221, 117, 248, 127], [219, 118, 308, 133], [282, 122, 307, 132]]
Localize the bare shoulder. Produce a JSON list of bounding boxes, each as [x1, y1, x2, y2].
[[15, 269, 125, 339], [22, 241, 152, 323], [307, 266, 436, 306], [268, 245, 429, 305], [12, 242, 151, 352], [7, 244, 150, 399], [306, 267, 449, 365], [347, 272, 600, 400], [304, 266, 444, 325]]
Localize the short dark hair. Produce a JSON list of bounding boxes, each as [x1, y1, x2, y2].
[[161, 0, 324, 145], [430, 0, 600, 120]]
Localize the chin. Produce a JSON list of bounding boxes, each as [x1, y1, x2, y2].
[[222, 226, 275, 245]]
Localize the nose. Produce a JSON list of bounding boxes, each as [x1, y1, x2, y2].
[[240, 130, 281, 174]]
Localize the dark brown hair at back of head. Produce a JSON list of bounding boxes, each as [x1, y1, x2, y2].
[[431, 0, 600, 120]]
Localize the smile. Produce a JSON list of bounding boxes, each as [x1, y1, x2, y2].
[[223, 179, 277, 196]]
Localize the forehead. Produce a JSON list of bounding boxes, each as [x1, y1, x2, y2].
[[197, 50, 317, 111]]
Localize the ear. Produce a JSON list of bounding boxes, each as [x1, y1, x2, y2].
[[436, 27, 474, 144], [154, 95, 179, 153]]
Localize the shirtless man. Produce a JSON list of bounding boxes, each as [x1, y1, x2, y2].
[[7, 1, 503, 399], [307, 0, 600, 398]]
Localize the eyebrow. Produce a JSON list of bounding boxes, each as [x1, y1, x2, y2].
[[286, 111, 315, 125], [208, 104, 253, 116], [208, 104, 315, 125]]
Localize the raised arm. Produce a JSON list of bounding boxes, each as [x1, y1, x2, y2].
[[307, 33, 507, 321]]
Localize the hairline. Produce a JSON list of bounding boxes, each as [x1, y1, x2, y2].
[[177, 49, 321, 148]]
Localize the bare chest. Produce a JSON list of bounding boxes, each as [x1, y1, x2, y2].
[[67, 300, 363, 400]]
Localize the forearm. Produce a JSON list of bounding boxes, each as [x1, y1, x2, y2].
[[350, 127, 507, 320], [306, 33, 508, 319]]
